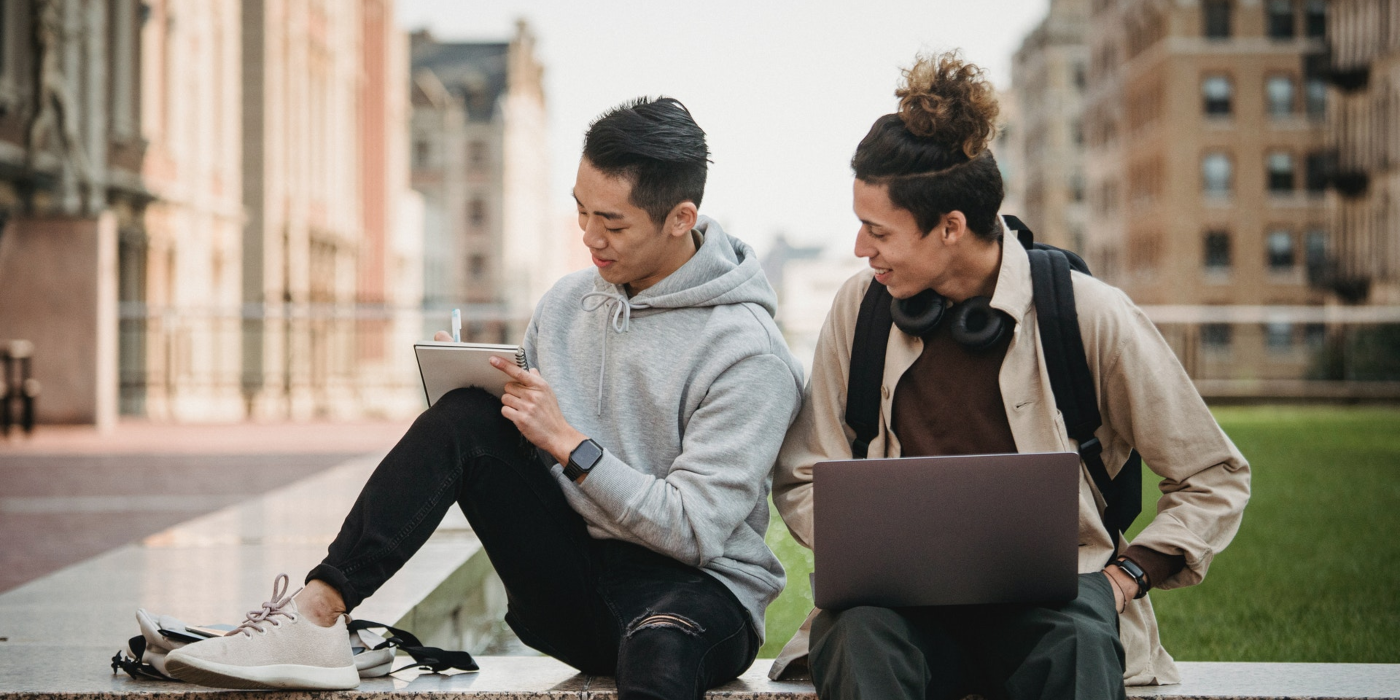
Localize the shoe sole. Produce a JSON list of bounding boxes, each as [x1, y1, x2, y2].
[[166, 654, 360, 690]]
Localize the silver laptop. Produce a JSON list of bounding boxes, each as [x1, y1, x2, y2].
[[812, 452, 1081, 610]]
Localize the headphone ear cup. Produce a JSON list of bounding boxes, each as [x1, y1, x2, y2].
[[950, 296, 1012, 350], [890, 289, 947, 337]]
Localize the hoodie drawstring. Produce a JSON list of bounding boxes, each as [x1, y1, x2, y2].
[[580, 291, 648, 415]]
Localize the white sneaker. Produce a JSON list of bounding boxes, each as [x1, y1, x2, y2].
[[165, 574, 359, 690]]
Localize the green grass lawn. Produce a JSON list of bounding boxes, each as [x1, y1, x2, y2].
[[761, 405, 1400, 662]]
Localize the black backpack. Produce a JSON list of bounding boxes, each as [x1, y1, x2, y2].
[[844, 215, 1142, 557]]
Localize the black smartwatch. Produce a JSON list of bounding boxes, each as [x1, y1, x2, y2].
[[563, 438, 604, 483], [1112, 556, 1151, 599]]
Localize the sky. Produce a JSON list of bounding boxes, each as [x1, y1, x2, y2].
[[397, 0, 1050, 257]]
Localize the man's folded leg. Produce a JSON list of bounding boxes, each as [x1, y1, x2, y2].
[[809, 605, 968, 700], [601, 542, 758, 700], [958, 572, 1128, 700], [314, 386, 617, 671], [169, 388, 615, 688]]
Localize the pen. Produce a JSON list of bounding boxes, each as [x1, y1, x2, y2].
[[452, 308, 461, 343]]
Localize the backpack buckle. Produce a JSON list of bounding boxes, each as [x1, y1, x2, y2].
[[1077, 436, 1103, 460]]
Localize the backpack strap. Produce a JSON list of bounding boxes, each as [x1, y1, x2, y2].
[[1003, 214, 1036, 250], [846, 281, 893, 458], [1026, 248, 1142, 558], [347, 619, 479, 673]]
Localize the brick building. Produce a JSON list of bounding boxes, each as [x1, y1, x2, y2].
[[1081, 0, 1330, 380]]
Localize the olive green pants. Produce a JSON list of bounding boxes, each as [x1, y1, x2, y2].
[[809, 573, 1127, 700]]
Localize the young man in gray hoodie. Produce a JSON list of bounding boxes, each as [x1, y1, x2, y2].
[[165, 97, 806, 700]]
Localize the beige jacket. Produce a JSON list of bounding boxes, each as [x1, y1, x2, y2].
[[769, 234, 1251, 685]]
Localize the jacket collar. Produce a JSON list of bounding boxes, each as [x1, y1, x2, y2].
[[988, 214, 1035, 323]]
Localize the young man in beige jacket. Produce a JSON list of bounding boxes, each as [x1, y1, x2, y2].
[[769, 53, 1251, 700]]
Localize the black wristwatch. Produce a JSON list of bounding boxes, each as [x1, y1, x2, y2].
[[1112, 556, 1151, 599], [563, 438, 604, 483]]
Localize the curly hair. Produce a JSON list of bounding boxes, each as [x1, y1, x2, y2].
[[896, 52, 1000, 158], [853, 51, 1005, 240]]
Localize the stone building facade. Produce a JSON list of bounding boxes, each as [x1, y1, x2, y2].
[[1323, 0, 1400, 304], [355, 0, 425, 419], [1009, 0, 1090, 254], [0, 0, 149, 429], [238, 0, 423, 421], [409, 23, 554, 344], [1082, 0, 1330, 381], [131, 0, 244, 422]]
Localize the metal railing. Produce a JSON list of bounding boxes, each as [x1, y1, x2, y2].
[[117, 303, 530, 420]]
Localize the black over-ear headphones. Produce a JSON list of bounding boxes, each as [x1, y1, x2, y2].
[[890, 289, 1012, 350]]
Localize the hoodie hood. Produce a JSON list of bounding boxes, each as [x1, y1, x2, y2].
[[589, 216, 778, 318]]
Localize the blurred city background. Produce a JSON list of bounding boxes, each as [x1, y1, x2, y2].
[[0, 0, 1395, 428], [0, 0, 1397, 665]]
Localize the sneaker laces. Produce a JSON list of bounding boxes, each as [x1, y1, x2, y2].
[[233, 573, 300, 637]]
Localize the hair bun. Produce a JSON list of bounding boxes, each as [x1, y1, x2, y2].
[[895, 52, 999, 159]]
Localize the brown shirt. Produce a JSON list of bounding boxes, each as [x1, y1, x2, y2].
[[891, 315, 1018, 458], [889, 313, 1183, 588]]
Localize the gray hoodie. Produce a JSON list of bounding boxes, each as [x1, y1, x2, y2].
[[523, 216, 804, 638]]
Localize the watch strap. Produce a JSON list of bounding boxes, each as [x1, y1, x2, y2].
[[563, 439, 602, 482], [1113, 556, 1151, 599], [562, 459, 587, 482]]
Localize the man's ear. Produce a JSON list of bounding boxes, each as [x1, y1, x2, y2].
[[666, 201, 699, 238], [941, 211, 969, 244]]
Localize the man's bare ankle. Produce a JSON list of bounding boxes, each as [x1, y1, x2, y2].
[[296, 579, 348, 627]]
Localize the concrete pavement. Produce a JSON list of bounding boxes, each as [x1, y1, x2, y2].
[[0, 420, 412, 593]]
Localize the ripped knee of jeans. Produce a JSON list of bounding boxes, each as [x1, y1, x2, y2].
[[625, 610, 706, 639]]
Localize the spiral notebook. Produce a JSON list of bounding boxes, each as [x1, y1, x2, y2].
[[413, 341, 529, 406]]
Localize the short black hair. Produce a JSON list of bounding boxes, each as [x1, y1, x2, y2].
[[582, 97, 710, 226]]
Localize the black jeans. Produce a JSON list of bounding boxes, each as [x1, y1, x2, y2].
[[809, 573, 1126, 700], [307, 388, 758, 700]]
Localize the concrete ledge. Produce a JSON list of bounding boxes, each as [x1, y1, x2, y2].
[[0, 650, 1398, 699]]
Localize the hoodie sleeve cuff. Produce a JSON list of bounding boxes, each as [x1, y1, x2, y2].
[[575, 450, 642, 522]]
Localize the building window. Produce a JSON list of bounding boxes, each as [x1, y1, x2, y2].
[[413, 140, 430, 168], [1305, 77, 1327, 118], [1267, 75, 1295, 117], [1268, 152, 1295, 193], [1304, 0, 1326, 38], [468, 140, 486, 171], [1205, 231, 1231, 270], [1305, 151, 1328, 193], [469, 254, 486, 279], [469, 198, 486, 227], [1304, 323, 1326, 348], [1305, 229, 1327, 275], [1074, 63, 1087, 91], [1071, 173, 1086, 203], [1202, 152, 1232, 196], [1203, 0, 1232, 38], [1267, 230, 1295, 270], [1268, 0, 1296, 39], [1203, 75, 1233, 116], [1304, 53, 1328, 118], [1266, 322, 1294, 351], [1202, 323, 1232, 350]]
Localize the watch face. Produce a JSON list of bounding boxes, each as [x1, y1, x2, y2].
[[571, 439, 604, 471]]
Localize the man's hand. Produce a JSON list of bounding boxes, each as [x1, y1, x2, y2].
[[433, 331, 453, 342], [1103, 565, 1140, 614], [491, 356, 587, 467]]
